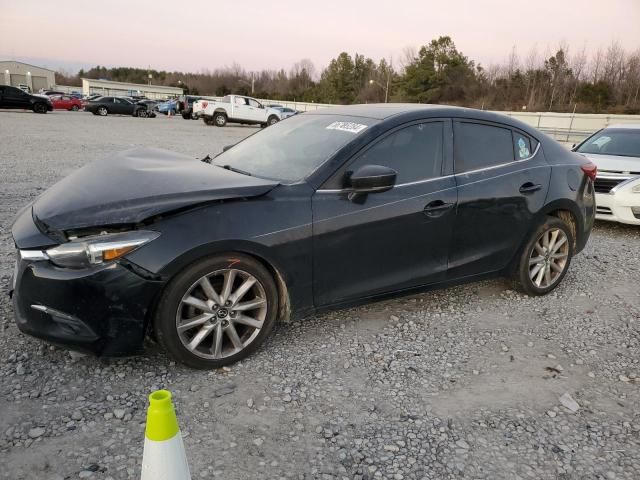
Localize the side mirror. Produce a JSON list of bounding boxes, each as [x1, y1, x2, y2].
[[349, 164, 397, 194], [571, 143, 577, 150]]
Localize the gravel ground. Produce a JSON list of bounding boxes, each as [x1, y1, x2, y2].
[[1, 110, 639, 480]]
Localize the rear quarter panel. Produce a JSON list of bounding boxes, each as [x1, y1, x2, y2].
[[538, 135, 595, 252]]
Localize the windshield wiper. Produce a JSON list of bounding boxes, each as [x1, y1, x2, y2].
[[217, 164, 253, 176]]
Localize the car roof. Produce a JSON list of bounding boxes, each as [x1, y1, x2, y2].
[[604, 124, 640, 130], [306, 103, 540, 136]]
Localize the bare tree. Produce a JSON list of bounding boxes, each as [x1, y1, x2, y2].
[[399, 46, 417, 73], [568, 44, 588, 106]]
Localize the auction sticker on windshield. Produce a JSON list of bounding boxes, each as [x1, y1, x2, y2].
[[326, 121, 368, 134]]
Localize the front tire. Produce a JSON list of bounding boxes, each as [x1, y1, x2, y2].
[[33, 103, 47, 114], [513, 216, 574, 296], [154, 254, 278, 369]]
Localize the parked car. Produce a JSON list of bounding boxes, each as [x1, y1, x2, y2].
[[0, 85, 52, 113], [50, 95, 83, 111], [202, 94, 282, 127], [84, 96, 146, 116], [269, 106, 299, 119], [133, 100, 157, 118], [573, 124, 640, 225], [10, 105, 596, 368], [180, 96, 203, 119], [156, 99, 179, 115]]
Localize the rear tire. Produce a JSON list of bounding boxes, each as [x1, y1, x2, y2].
[[154, 253, 279, 369], [214, 112, 227, 127], [512, 216, 574, 296], [71, 105, 79, 111], [267, 115, 279, 126], [97, 106, 108, 116]]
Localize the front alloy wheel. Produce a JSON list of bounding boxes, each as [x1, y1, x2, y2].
[[155, 254, 278, 368], [176, 269, 267, 360]]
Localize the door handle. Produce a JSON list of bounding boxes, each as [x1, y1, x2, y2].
[[519, 182, 542, 194], [423, 200, 454, 217]]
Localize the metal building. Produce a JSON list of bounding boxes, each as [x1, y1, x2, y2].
[[81, 78, 184, 99], [0, 60, 56, 92]]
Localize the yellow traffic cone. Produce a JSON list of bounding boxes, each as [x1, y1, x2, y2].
[[141, 390, 191, 480]]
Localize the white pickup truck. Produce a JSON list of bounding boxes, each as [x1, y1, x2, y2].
[[201, 94, 282, 127]]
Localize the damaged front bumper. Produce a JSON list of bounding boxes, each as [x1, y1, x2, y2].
[[10, 208, 164, 356], [11, 252, 163, 356]]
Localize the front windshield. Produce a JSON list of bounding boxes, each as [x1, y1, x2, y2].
[[213, 114, 377, 182], [576, 128, 640, 158]]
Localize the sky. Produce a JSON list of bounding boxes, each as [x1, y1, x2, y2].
[[1, 0, 639, 75]]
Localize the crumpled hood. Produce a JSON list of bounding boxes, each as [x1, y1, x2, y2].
[[580, 153, 640, 174], [33, 147, 278, 231]]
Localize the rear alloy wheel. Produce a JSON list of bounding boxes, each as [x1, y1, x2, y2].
[[513, 216, 574, 295], [97, 106, 108, 116], [137, 109, 149, 118], [214, 112, 227, 127], [267, 115, 279, 126], [71, 105, 79, 111], [154, 254, 278, 369], [33, 103, 47, 114]]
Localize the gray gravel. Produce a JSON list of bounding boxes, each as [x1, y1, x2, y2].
[[1, 110, 639, 479]]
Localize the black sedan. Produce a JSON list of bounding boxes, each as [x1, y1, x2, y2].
[[10, 105, 596, 369], [0, 85, 53, 113], [84, 96, 149, 117]]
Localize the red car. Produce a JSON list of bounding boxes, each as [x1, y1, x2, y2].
[[50, 95, 83, 111]]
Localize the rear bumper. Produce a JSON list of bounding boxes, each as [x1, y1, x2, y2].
[[595, 189, 640, 226], [11, 254, 164, 356]]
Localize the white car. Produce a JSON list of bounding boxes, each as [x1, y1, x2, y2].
[[202, 94, 282, 127], [267, 105, 299, 119], [573, 124, 640, 225]]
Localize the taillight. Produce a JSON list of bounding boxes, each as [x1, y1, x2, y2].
[[581, 162, 597, 181]]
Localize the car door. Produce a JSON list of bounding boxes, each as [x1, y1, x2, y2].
[[60, 96, 71, 109], [247, 98, 266, 122], [231, 96, 252, 121], [312, 120, 457, 307], [112, 98, 128, 114], [100, 97, 114, 112], [3, 86, 29, 109], [0, 86, 7, 108], [448, 120, 550, 278]]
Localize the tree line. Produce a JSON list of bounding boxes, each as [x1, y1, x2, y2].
[[55, 36, 640, 113]]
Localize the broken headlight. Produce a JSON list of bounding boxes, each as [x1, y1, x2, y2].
[[46, 230, 160, 269]]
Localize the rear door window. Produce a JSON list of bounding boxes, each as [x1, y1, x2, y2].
[[455, 122, 514, 172], [513, 131, 537, 159]]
